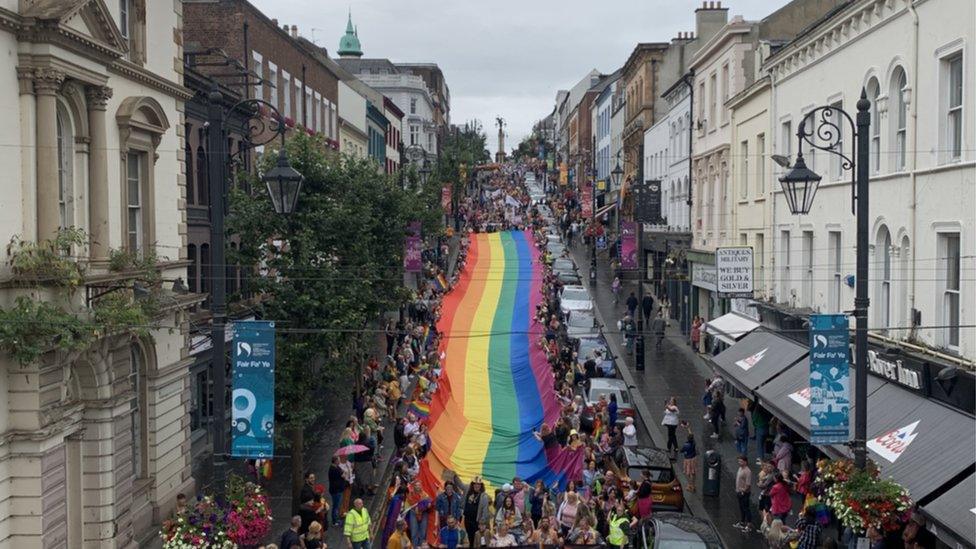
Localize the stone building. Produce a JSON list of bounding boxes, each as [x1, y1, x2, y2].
[[0, 0, 198, 546]]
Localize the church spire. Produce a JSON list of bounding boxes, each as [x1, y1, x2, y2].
[[337, 9, 363, 58]]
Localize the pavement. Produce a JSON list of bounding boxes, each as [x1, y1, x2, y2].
[[568, 240, 765, 549]]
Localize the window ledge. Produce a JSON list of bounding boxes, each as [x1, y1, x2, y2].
[[133, 477, 153, 498]]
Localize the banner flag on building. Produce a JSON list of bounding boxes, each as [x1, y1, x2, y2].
[[404, 222, 422, 273], [231, 320, 276, 458], [441, 184, 452, 211], [559, 162, 568, 186], [581, 182, 593, 219], [620, 221, 638, 270], [809, 313, 851, 444]]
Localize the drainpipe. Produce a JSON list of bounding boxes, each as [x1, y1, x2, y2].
[[769, 66, 778, 303], [907, 1, 920, 340], [243, 21, 250, 99]]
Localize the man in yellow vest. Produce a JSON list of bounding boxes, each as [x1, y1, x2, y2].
[[607, 501, 637, 549], [344, 497, 372, 549]]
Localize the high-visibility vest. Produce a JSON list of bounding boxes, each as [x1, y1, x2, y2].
[[344, 508, 371, 542], [608, 512, 629, 546]]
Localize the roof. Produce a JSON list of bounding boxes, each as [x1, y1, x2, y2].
[[623, 447, 672, 469], [921, 471, 976, 548], [588, 378, 629, 390], [336, 57, 400, 75], [707, 329, 808, 395], [652, 513, 723, 548], [337, 11, 363, 57]]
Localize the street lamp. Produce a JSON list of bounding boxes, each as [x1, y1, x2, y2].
[[611, 162, 624, 190], [208, 88, 303, 490], [779, 90, 871, 470], [419, 160, 431, 186]]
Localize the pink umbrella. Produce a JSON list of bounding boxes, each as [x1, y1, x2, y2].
[[334, 444, 369, 457]]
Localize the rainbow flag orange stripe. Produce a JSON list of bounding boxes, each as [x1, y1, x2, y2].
[[420, 230, 582, 491]]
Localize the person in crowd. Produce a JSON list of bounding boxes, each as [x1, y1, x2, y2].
[[774, 435, 794, 478], [436, 481, 464, 529], [626, 292, 639, 318], [490, 523, 516, 547], [751, 402, 770, 462], [734, 455, 754, 532], [794, 506, 822, 549], [709, 391, 726, 439], [303, 521, 326, 549], [438, 515, 468, 549], [662, 397, 680, 456], [622, 416, 639, 448], [641, 294, 654, 325], [757, 460, 777, 513], [556, 490, 580, 537], [463, 477, 490, 548], [691, 316, 703, 352], [387, 518, 412, 549], [343, 498, 371, 549], [279, 516, 302, 549], [682, 431, 698, 492], [611, 276, 621, 303], [651, 310, 667, 349], [761, 510, 795, 549], [734, 407, 750, 455], [608, 393, 619, 427], [769, 473, 793, 521], [495, 495, 524, 542], [568, 516, 603, 545]]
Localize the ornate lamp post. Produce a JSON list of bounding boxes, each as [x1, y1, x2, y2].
[[779, 90, 871, 469], [208, 87, 303, 489]]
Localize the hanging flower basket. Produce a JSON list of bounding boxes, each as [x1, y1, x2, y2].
[[821, 461, 912, 533], [160, 476, 272, 549]]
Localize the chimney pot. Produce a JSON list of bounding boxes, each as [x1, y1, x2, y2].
[[291, 24, 298, 37], [716, 1, 722, 7], [272, 18, 278, 25]]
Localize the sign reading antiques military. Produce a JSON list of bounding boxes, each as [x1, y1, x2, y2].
[[715, 246, 754, 298], [808, 314, 850, 445], [231, 320, 276, 458]]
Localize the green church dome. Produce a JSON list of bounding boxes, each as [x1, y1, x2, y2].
[[337, 12, 362, 58]]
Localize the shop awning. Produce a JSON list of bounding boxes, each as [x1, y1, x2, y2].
[[755, 360, 886, 458], [829, 382, 976, 504], [920, 472, 976, 548], [707, 330, 808, 395], [594, 202, 617, 218], [705, 312, 760, 346]]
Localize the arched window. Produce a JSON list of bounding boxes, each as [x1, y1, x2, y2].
[[891, 67, 908, 170], [185, 125, 195, 205], [187, 243, 197, 293], [876, 226, 892, 333], [56, 104, 74, 229], [130, 343, 148, 479], [200, 243, 211, 296], [196, 145, 208, 206], [866, 78, 881, 173]]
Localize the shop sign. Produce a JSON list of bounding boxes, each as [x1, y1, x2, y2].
[[596, 179, 607, 191], [716, 246, 754, 298], [691, 262, 716, 291], [735, 348, 767, 371], [867, 420, 920, 463], [867, 350, 924, 391], [809, 314, 851, 445]]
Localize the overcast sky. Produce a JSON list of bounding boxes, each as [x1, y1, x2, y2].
[[252, 0, 790, 152]]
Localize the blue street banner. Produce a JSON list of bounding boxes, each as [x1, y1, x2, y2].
[[231, 320, 276, 458], [596, 235, 607, 250], [809, 314, 850, 444]]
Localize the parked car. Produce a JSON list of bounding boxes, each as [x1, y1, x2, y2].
[[637, 512, 723, 548], [615, 448, 685, 512], [577, 336, 616, 377], [559, 285, 593, 317], [556, 269, 582, 285], [565, 311, 600, 338], [546, 241, 567, 257], [552, 257, 575, 272], [578, 378, 635, 429]]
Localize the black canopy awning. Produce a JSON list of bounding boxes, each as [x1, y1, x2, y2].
[[921, 471, 976, 549], [755, 360, 886, 458], [707, 330, 808, 396]]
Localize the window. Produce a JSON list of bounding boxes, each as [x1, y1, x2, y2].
[[200, 243, 211, 295], [867, 78, 881, 172], [721, 63, 729, 124], [56, 105, 74, 230], [876, 227, 891, 333], [739, 140, 749, 199], [830, 101, 844, 179], [781, 230, 791, 302], [313, 92, 322, 132], [802, 231, 814, 306], [195, 141, 208, 206], [947, 54, 963, 160], [892, 68, 907, 170], [708, 74, 717, 129], [829, 231, 842, 312], [305, 88, 313, 128], [410, 124, 419, 146], [410, 98, 417, 114], [781, 120, 792, 158], [939, 233, 960, 348], [126, 152, 143, 252], [697, 82, 705, 131], [130, 344, 147, 479], [119, 0, 129, 39], [251, 51, 263, 100], [185, 126, 195, 205], [190, 366, 213, 434], [294, 78, 303, 125], [268, 62, 278, 108], [282, 71, 291, 118], [756, 233, 765, 291], [187, 244, 197, 293], [757, 133, 765, 194]]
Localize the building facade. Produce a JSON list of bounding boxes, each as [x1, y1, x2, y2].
[[338, 80, 368, 158], [620, 43, 670, 186], [384, 97, 404, 175], [0, 0, 197, 546]]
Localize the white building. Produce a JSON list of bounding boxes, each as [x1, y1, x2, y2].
[[0, 0, 197, 546], [644, 79, 692, 232], [338, 80, 368, 159], [765, 0, 975, 358], [592, 75, 620, 185]]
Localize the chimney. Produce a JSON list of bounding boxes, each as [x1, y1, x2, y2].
[[696, 0, 728, 43], [272, 18, 278, 26], [290, 25, 298, 38]]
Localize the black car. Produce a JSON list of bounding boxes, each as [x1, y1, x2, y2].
[[637, 512, 724, 549]]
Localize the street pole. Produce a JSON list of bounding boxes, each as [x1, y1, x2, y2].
[[853, 94, 871, 470], [207, 84, 229, 490], [635, 220, 645, 371]]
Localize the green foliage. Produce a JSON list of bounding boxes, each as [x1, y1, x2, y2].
[[107, 248, 161, 284], [432, 123, 490, 206], [227, 131, 438, 435], [7, 228, 87, 287], [0, 296, 94, 365], [91, 290, 158, 338]]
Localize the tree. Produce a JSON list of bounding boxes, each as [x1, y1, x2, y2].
[[432, 122, 489, 222], [227, 131, 439, 507]]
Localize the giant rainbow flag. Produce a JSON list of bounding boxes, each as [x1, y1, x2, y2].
[[419, 230, 583, 492]]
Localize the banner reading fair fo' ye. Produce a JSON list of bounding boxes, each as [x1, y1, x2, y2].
[[620, 221, 637, 270], [231, 320, 276, 458], [809, 313, 851, 445]]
